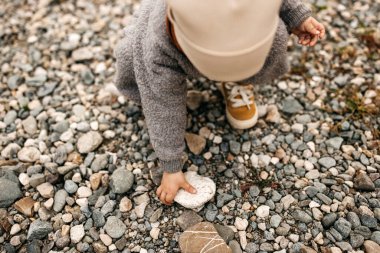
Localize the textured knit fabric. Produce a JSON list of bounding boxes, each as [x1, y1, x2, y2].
[[114, 0, 311, 173]]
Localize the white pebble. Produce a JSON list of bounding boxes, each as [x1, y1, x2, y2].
[[234, 217, 249, 231], [256, 205, 270, 218], [77, 186, 92, 198], [19, 173, 30, 186], [150, 227, 160, 240]]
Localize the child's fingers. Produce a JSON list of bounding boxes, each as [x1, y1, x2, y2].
[[303, 34, 311, 45], [298, 34, 307, 44], [319, 26, 326, 39], [311, 18, 326, 39], [159, 192, 168, 204], [156, 186, 162, 196], [305, 21, 320, 36], [309, 35, 319, 46], [182, 181, 197, 194], [165, 193, 174, 204]]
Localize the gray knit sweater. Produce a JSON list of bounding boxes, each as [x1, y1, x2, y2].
[[114, 0, 311, 173]]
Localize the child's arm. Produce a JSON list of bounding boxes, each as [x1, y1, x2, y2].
[[137, 57, 197, 205], [280, 0, 325, 47], [280, 0, 312, 32]]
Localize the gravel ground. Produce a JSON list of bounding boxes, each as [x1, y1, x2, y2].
[[0, 0, 380, 252]]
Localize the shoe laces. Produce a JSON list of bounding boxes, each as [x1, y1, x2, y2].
[[224, 82, 254, 109]]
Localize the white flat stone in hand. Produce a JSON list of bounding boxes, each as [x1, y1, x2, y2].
[[174, 171, 216, 210]]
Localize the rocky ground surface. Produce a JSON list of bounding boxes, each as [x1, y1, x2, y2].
[[1, 0, 380, 252]]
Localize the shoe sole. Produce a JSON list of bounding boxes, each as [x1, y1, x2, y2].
[[216, 82, 258, 130], [226, 105, 258, 129]]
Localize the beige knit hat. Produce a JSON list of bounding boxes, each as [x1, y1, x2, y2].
[[166, 0, 282, 82]]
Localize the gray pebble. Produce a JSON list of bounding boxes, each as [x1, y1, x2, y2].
[[334, 218, 352, 239], [27, 219, 53, 240], [326, 137, 344, 149], [53, 189, 68, 212], [359, 214, 377, 228], [228, 240, 242, 253], [347, 212, 361, 228], [91, 154, 109, 172], [249, 185, 260, 197], [282, 97, 303, 114], [322, 213, 337, 228], [104, 216, 126, 239], [92, 209, 106, 227], [229, 140, 241, 155], [245, 242, 259, 253], [4, 110, 17, 125], [370, 231, 380, 244], [111, 168, 134, 194], [213, 224, 234, 243], [292, 210, 313, 224], [318, 157, 336, 168], [350, 233, 364, 248], [0, 178, 22, 208], [205, 203, 218, 221], [64, 180, 78, 194]]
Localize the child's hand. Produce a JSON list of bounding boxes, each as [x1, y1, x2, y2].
[[156, 171, 197, 205], [292, 17, 326, 47]]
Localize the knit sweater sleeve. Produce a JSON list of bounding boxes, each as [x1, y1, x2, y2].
[[280, 0, 312, 32], [137, 53, 188, 174]]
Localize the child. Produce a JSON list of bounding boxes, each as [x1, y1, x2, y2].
[[114, 0, 325, 206]]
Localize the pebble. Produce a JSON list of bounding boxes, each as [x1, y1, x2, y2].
[[185, 133, 206, 155], [27, 219, 53, 240], [104, 216, 126, 239], [229, 240, 242, 253], [2, 143, 21, 159], [270, 214, 282, 228], [281, 195, 295, 210], [186, 90, 203, 110], [77, 131, 103, 153], [318, 157, 336, 168], [292, 210, 313, 223], [322, 213, 337, 228], [0, 178, 22, 208], [17, 147, 41, 162], [326, 137, 344, 149], [14, 197, 35, 217], [111, 168, 134, 194], [176, 210, 203, 230], [77, 186, 92, 198], [234, 217, 249, 231], [363, 240, 380, 253], [150, 227, 160, 240], [256, 205, 270, 218], [91, 154, 108, 172], [213, 224, 235, 243], [282, 97, 303, 114], [36, 182, 54, 198], [64, 180, 78, 194], [266, 105, 281, 123], [334, 218, 352, 239], [53, 189, 68, 212], [119, 197, 133, 212], [22, 116, 38, 135], [72, 47, 94, 61], [305, 170, 320, 180], [70, 224, 85, 243], [229, 140, 241, 155], [354, 171, 375, 191]]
